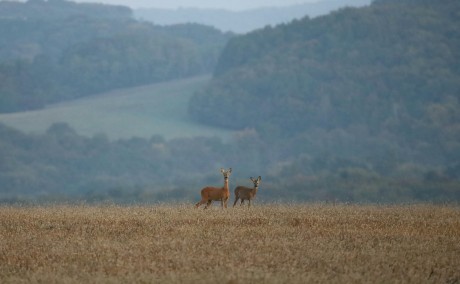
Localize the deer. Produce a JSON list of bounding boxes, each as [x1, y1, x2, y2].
[[195, 168, 232, 209], [233, 176, 262, 207]]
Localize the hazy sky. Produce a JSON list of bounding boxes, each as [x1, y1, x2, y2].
[[75, 0, 319, 10]]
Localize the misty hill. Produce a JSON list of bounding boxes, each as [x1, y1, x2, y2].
[[0, 0, 131, 20], [134, 0, 372, 33], [189, 0, 460, 195], [1, 0, 459, 204], [0, 76, 236, 203], [0, 75, 233, 141], [0, 0, 232, 113]]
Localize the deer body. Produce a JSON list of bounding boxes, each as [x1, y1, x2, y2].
[[195, 168, 232, 209], [233, 176, 261, 207]]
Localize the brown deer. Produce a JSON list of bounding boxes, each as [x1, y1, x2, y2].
[[233, 176, 261, 207], [195, 168, 232, 209]]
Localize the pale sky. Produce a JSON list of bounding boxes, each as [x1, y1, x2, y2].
[[74, 0, 319, 10]]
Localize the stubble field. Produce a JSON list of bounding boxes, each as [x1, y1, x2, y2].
[[0, 204, 459, 283]]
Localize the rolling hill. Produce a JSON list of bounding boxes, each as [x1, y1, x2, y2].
[[134, 0, 372, 33], [189, 0, 460, 165], [186, 0, 460, 202], [0, 75, 234, 141], [0, 0, 231, 113], [1, 0, 459, 204]]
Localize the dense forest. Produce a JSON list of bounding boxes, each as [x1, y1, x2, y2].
[[0, 0, 459, 203], [188, 0, 460, 201], [0, 0, 232, 112]]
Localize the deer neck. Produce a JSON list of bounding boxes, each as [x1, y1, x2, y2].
[[223, 178, 229, 192]]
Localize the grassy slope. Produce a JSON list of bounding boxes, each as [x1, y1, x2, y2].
[[0, 75, 234, 141], [0, 204, 459, 283]]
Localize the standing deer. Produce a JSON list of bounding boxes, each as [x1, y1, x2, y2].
[[195, 168, 232, 209], [233, 176, 262, 207]]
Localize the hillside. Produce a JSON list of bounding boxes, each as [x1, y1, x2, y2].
[[189, 0, 460, 180], [134, 0, 371, 33], [0, 75, 233, 140], [0, 0, 232, 113], [1, 0, 459, 203]]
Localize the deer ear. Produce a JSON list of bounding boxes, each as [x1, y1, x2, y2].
[[220, 168, 224, 173], [258, 176, 262, 181], [250, 177, 254, 181], [229, 168, 232, 173]]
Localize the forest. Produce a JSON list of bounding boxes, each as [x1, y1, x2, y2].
[[1, 121, 458, 203], [0, 0, 459, 203], [0, 0, 232, 112], [188, 0, 460, 201]]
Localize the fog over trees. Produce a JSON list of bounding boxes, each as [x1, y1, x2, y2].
[[0, 0, 459, 203], [0, 0, 232, 112], [134, 0, 372, 33]]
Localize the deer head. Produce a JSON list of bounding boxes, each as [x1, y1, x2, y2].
[[221, 168, 232, 180], [250, 176, 261, 188]]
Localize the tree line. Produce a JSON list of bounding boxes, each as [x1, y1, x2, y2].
[[0, 122, 458, 204]]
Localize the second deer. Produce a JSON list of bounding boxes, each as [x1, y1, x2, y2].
[[233, 176, 261, 207]]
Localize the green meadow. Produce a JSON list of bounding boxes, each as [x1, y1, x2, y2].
[[0, 75, 233, 141]]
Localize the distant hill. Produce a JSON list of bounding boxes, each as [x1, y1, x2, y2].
[[134, 0, 372, 33], [0, 0, 232, 113], [1, 0, 459, 204], [189, 0, 460, 185], [0, 75, 233, 141], [0, 0, 131, 20]]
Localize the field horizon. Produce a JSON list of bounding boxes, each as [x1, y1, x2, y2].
[[1, 204, 459, 283], [0, 75, 234, 141]]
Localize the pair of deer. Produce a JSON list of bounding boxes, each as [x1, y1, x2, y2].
[[195, 168, 261, 209]]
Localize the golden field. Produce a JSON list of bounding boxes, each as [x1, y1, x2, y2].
[[0, 204, 459, 283]]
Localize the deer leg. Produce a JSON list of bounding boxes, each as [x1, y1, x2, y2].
[[233, 197, 239, 207], [248, 199, 251, 207], [195, 199, 206, 208], [204, 200, 212, 209], [223, 198, 228, 209], [240, 199, 245, 206]]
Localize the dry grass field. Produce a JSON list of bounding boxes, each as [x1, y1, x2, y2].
[[0, 204, 459, 283]]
